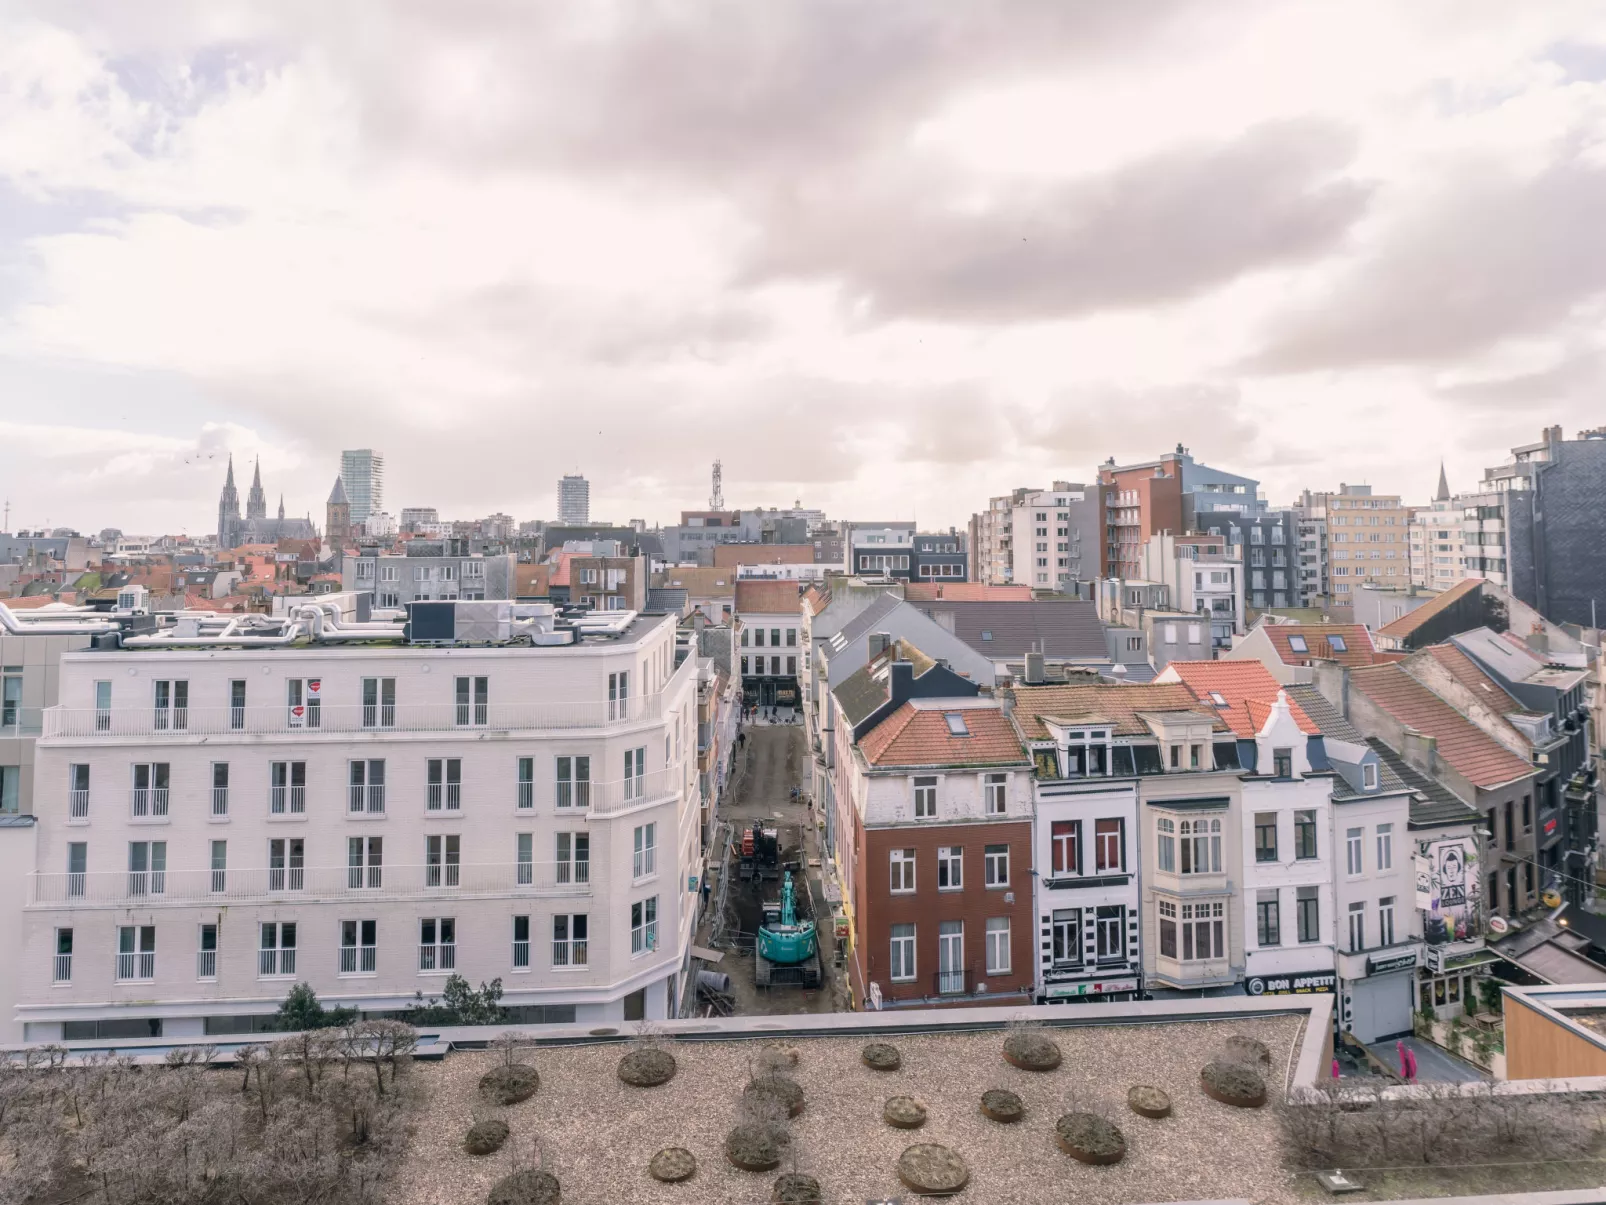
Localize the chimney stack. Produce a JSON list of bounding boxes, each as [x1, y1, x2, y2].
[[1025, 650, 1046, 685], [868, 631, 891, 659]]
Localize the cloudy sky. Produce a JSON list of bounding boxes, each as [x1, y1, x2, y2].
[[3, 1, 1605, 536]]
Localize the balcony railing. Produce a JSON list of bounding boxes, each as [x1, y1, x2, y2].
[[934, 967, 971, 996], [259, 948, 296, 977], [552, 939, 588, 967], [347, 785, 386, 814], [517, 780, 534, 810], [418, 942, 456, 972], [0, 706, 44, 735], [270, 785, 306, 815], [68, 790, 89, 819], [53, 952, 72, 983], [211, 787, 229, 817], [116, 951, 155, 982], [197, 949, 217, 979], [42, 661, 696, 740], [339, 945, 377, 974], [131, 788, 169, 818], [426, 783, 462, 811], [33, 861, 596, 905], [512, 940, 530, 969]]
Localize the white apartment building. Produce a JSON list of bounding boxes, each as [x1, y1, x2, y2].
[[1408, 498, 1467, 592], [17, 599, 700, 1041], [967, 483, 1098, 589]]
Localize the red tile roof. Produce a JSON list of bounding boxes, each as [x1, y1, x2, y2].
[[1009, 682, 1228, 741], [1376, 579, 1481, 641], [1160, 660, 1319, 738], [859, 703, 1027, 768], [803, 585, 832, 614], [734, 579, 802, 615], [1263, 623, 1378, 667], [1416, 644, 1539, 716], [1349, 664, 1533, 788], [902, 582, 1035, 602]]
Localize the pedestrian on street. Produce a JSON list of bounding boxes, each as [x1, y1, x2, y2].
[[1405, 1047, 1418, 1082], [738, 731, 746, 748]]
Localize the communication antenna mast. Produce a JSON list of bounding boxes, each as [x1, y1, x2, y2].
[[709, 460, 724, 511]]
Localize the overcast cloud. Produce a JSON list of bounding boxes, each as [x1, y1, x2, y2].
[[2, 0, 1605, 535]]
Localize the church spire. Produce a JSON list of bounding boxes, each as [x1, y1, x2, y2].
[[278, 494, 285, 520], [1435, 459, 1450, 503], [217, 454, 241, 547], [245, 456, 268, 520]]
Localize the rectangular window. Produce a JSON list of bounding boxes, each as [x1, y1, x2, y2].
[[228, 679, 246, 730], [1257, 892, 1281, 946], [347, 835, 383, 889], [984, 773, 1007, 815], [513, 915, 530, 969], [285, 678, 320, 729], [427, 758, 462, 811], [210, 761, 230, 817], [937, 846, 963, 891], [348, 759, 386, 813], [557, 756, 591, 808], [419, 917, 456, 972], [608, 671, 630, 721], [517, 757, 534, 809], [116, 924, 156, 981], [770, 628, 781, 646], [153, 679, 189, 731], [1273, 747, 1293, 778], [54, 927, 73, 983], [259, 921, 297, 978], [1346, 827, 1363, 875], [210, 839, 227, 893], [131, 763, 170, 818], [269, 837, 304, 891], [984, 843, 1009, 887], [889, 848, 915, 892], [425, 833, 461, 887], [196, 923, 217, 980], [362, 677, 396, 728], [94, 680, 111, 731], [1379, 896, 1396, 947], [889, 923, 916, 981], [67, 841, 86, 898], [1094, 818, 1123, 872], [66, 763, 89, 819], [1052, 909, 1082, 966], [1156, 818, 1175, 872], [270, 761, 306, 814], [786, 628, 797, 646], [937, 921, 964, 994], [1051, 820, 1080, 875], [633, 823, 657, 878], [515, 832, 534, 885], [555, 832, 590, 885], [1297, 887, 1321, 944], [1347, 901, 1365, 952], [1095, 905, 1125, 963], [1158, 900, 1177, 958], [631, 896, 659, 955], [985, 917, 1011, 975], [913, 776, 937, 818], [128, 840, 166, 896], [1254, 813, 1278, 862], [1294, 810, 1318, 859], [553, 914, 589, 966], [1376, 823, 1393, 871], [1180, 817, 1221, 874], [340, 919, 378, 974], [455, 676, 488, 727], [1180, 902, 1225, 961]]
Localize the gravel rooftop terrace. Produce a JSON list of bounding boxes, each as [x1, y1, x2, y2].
[[397, 1012, 1306, 1205]]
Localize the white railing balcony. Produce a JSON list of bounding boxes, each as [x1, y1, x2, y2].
[[31, 860, 591, 905], [455, 703, 489, 727], [53, 953, 72, 983], [418, 942, 456, 972], [42, 658, 696, 740], [552, 939, 588, 967], [131, 788, 169, 819], [260, 948, 296, 977], [512, 940, 530, 969], [197, 949, 216, 980], [270, 785, 307, 814], [68, 790, 89, 819], [211, 787, 229, 817], [340, 946, 377, 975], [426, 783, 462, 811], [348, 785, 386, 814], [517, 781, 534, 810], [116, 951, 155, 982]]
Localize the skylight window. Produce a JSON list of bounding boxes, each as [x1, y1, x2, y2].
[[1287, 634, 1309, 653], [1328, 634, 1348, 652], [1209, 691, 1228, 708], [944, 713, 970, 737], [980, 630, 993, 641]]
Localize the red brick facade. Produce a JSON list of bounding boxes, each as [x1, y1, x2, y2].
[[853, 818, 1034, 1006]]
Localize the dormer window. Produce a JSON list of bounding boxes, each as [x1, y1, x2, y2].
[[1061, 729, 1110, 777], [944, 713, 969, 737], [1273, 747, 1293, 778], [1362, 762, 1379, 790], [1328, 634, 1348, 652], [1287, 635, 1309, 654]]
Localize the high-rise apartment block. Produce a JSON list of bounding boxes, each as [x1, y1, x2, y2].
[[1303, 485, 1409, 602], [16, 599, 700, 1040], [558, 475, 591, 526], [968, 483, 1098, 589], [339, 450, 385, 525], [1098, 447, 1260, 580]]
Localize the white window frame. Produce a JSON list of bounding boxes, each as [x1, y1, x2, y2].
[[889, 923, 916, 982], [936, 845, 963, 891], [630, 896, 659, 955], [983, 843, 1009, 888], [984, 772, 1007, 815], [985, 917, 1011, 975], [633, 822, 657, 879], [1376, 823, 1393, 871], [889, 848, 915, 893], [912, 776, 937, 819]]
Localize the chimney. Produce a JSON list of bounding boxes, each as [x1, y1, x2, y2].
[[888, 660, 916, 705], [868, 631, 891, 659], [1402, 730, 1439, 778], [1025, 650, 1046, 685]]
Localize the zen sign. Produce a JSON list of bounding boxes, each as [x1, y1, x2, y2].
[[1245, 972, 1336, 996]]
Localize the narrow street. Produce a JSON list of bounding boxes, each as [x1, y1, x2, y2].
[[694, 714, 850, 1016]]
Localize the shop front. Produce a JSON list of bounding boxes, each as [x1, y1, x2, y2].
[[1338, 945, 1421, 1042]]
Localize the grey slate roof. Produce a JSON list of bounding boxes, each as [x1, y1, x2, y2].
[[1366, 737, 1483, 829], [328, 476, 349, 505], [1285, 684, 1409, 798], [918, 600, 1107, 659], [821, 592, 903, 664], [835, 663, 893, 727], [646, 588, 688, 615]]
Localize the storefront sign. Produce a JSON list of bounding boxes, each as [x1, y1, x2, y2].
[[1245, 971, 1336, 996], [1414, 854, 1433, 911], [1544, 817, 1558, 836], [1367, 950, 1419, 975], [1044, 978, 1137, 999]]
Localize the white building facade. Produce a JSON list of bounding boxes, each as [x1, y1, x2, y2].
[[18, 609, 701, 1041]]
